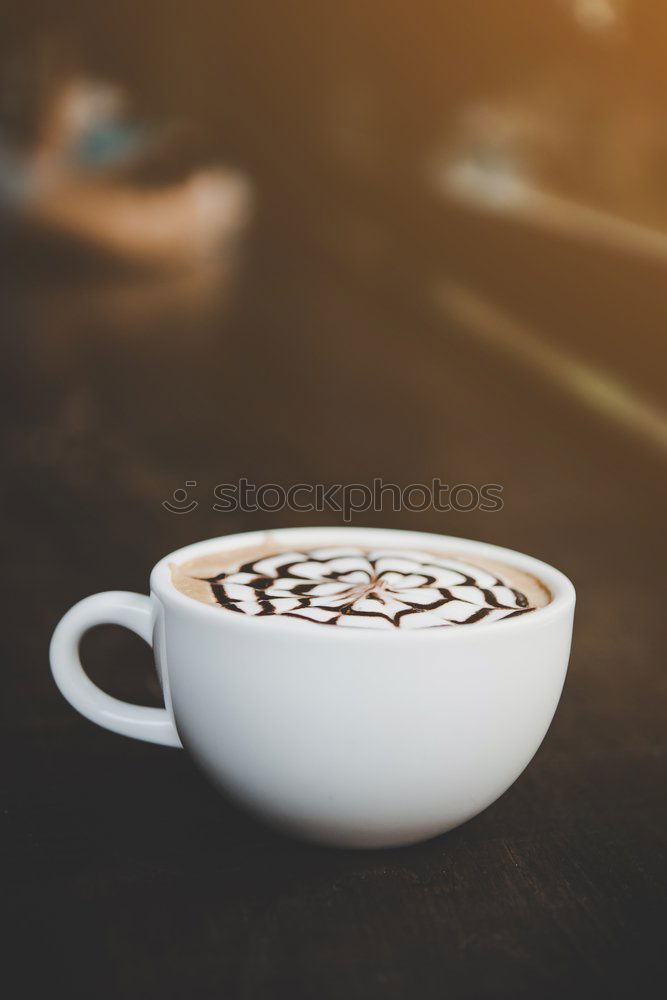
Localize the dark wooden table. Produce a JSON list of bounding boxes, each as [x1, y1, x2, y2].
[[3, 204, 666, 999]]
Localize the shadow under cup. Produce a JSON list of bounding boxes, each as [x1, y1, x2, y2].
[[51, 527, 575, 848]]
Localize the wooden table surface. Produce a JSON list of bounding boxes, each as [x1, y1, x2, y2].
[[3, 208, 666, 999]]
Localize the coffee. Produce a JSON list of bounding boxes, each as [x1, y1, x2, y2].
[[170, 542, 550, 630]]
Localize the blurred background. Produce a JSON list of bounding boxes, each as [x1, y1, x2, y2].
[[3, 4, 667, 996], [3, 0, 667, 713]]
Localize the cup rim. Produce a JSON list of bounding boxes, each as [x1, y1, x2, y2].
[[150, 527, 575, 641]]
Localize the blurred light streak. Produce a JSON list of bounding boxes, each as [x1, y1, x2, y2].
[[569, 0, 624, 34], [438, 161, 667, 267], [435, 281, 667, 453]]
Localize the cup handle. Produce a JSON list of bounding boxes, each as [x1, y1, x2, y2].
[[49, 591, 182, 747]]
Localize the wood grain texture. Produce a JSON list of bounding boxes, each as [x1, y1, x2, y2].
[[2, 214, 666, 999]]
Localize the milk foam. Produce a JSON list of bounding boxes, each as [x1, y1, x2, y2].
[[171, 545, 550, 630]]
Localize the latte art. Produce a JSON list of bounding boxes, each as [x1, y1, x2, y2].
[[171, 546, 550, 630]]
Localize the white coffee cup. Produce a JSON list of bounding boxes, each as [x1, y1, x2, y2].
[[50, 527, 575, 848]]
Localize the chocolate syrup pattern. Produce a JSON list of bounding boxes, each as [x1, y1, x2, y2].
[[196, 547, 535, 630]]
